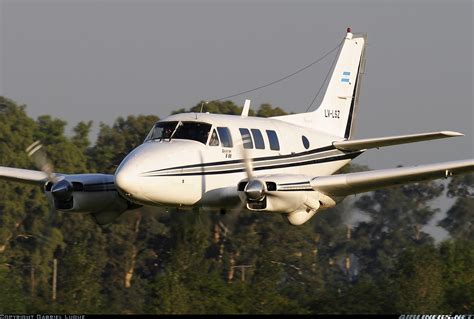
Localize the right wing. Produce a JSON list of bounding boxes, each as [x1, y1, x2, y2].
[[311, 159, 474, 196], [0, 166, 48, 185]]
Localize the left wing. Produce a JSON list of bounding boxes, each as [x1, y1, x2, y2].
[[0, 166, 48, 185], [310, 159, 474, 196], [332, 131, 463, 151]]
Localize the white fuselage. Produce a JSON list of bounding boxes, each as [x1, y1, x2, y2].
[[114, 112, 362, 209]]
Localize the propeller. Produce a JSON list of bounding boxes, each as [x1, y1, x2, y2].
[[26, 141, 59, 183], [26, 141, 124, 227], [26, 141, 74, 208], [240, 132, 267, 203]]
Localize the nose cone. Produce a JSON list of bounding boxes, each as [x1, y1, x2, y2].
[[115, 140, 204, 206], [115, 154, 143, 201]]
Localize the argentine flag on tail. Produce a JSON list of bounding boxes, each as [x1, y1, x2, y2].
[[341, 71, 351, 83]]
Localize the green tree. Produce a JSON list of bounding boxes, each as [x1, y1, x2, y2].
[[171, 100, 287, 118], [175, 100, 247, 116], [439, 240, 474, 313], [256, 103, 288, 117], [72, 121, 93, 151], [246, 249, 303, 314], [55, 227, 107, 313], [89, 115, 159, 173], [0, 266, 26, 313], [394, 246, 444, 313], [352, 180, 443, 277], [150, 210, 235, 314], [439, 174, 474, 240], [35, 115, 89, 174], [0, 97, 56, 311]]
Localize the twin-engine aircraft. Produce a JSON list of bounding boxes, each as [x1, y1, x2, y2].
[[1, 29, 473, 225]]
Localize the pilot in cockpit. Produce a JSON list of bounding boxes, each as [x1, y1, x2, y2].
[[209, 130, 219, 146], [163, 127, 173, 139]]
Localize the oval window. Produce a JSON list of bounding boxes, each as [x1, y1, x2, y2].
[[302, 136, 310, 149]]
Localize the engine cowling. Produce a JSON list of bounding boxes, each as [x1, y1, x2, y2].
[[44, 174, 138, 224], [237, 174, 341, 225]]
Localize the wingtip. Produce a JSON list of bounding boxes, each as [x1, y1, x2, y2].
[[440, 131, 464, 137]]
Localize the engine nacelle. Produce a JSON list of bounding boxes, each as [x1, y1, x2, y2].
[[238, 174, 342, 225], [45, 174, 138, 224]]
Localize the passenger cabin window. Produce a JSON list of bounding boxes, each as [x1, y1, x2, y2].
[[145, 121, 212, 144], [266, 130, 280, 151], [209, 129, 220, 146], [239, 128, 254, 149], [302, 136, 310, 149], [251, 129, 265, 149], [217, 127, 233, 148]]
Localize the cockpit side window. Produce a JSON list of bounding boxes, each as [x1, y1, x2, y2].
[[174, 122, 212, 144], [217, 127, 233, 148], [209, 129, 220, 146]]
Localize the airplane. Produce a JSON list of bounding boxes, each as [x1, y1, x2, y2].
[[0, 28, 473, 226]]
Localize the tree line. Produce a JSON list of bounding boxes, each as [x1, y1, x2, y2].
[[0, 96, 472, 314]]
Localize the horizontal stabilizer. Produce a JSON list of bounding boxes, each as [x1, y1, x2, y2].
[[311, 159, 474, 196], [333, 131, 463, 151], [0, 166, 49, 185]]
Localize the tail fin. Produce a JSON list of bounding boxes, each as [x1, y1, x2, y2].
[[313, 30, 366, 139], [272, 30, 366, 140]]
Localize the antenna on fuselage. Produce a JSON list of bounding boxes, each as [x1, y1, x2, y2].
[[200, 101, 209, 113], [241, 99, 251, 118]]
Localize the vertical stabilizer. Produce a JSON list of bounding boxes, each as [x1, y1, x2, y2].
[[272, 29, 366, 139], [313, 30, 366, 139]]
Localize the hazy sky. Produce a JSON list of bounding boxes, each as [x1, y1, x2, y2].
[[1, 0, 472, 171]]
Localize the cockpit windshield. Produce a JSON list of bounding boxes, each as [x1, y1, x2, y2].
[[145, 121, 179, 141], [145, 121, 212, 144]]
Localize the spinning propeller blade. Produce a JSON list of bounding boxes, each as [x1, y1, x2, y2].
[[26, 141, 59, 183]]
